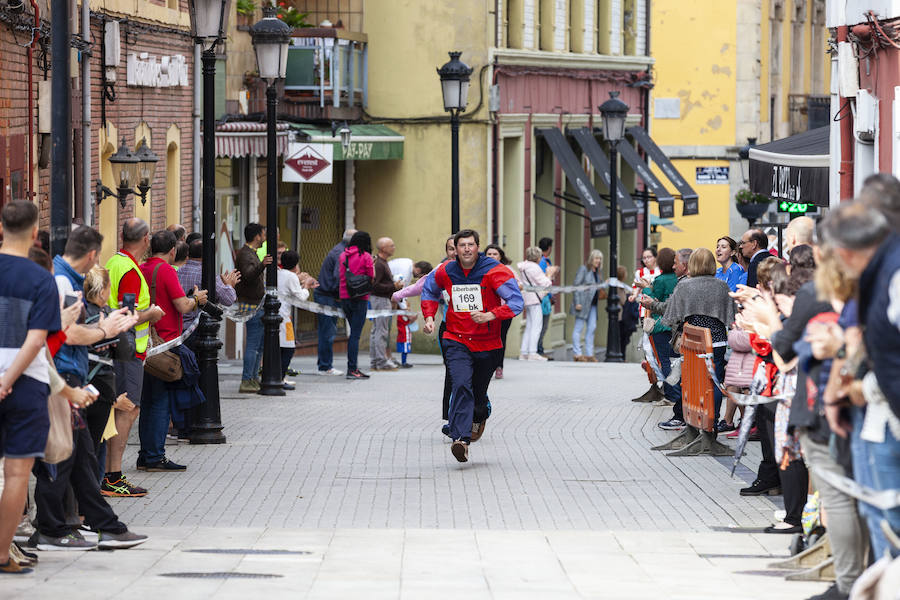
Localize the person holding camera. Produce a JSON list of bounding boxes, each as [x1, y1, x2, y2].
[[138, 231, 207, 473], [103, 218, 164, 497], [29, 225, 144, 552]]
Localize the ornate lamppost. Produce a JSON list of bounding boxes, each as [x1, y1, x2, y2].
[[250, 6, 292, 396], [437, 51, 472, 234], [599, 91, 629, 363], [189, 0, 229, 443]]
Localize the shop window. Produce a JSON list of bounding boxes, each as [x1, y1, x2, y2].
[[10, 170, 23, 201], [523, 0, 536, 49]]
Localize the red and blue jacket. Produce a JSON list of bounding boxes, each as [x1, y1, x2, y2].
[[422, 254, 524, 352]]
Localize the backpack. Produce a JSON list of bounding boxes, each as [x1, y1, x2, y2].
[[344, 252, 373, 299]]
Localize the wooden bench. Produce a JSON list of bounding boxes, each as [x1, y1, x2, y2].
[[651, 324, 732, 456]]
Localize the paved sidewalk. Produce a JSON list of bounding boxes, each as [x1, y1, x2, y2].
[[5, 355, 827, 599]]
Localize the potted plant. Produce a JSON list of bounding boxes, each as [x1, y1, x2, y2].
[[275, 1, 311, 29], [236, 0, 257, 28], [734, 188, 772, 226]]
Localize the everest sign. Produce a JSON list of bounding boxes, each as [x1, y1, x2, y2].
[[283, 143, 333, 184]]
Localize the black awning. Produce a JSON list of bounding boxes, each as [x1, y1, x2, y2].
[[614, 137, 676, 219], [538, 127, 610, 237], [627, 126, 699, 215], [570, 128, 638, 230], [748, 126, 829, 207]]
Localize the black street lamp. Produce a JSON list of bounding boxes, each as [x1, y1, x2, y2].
[[134, 137, 160, 205], [250, 5, 291, 397], [599, 90, 629, 363], [96, 137, 141, 208], [189, 0, 229, 444], [437, 51, 472, 234]]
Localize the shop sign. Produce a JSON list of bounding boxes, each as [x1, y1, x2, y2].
[[695, 166, 729, 184], [283, 142, 333, 184], [127, 53, 189, 88]]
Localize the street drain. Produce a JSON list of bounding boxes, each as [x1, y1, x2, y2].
[[184, 549, 312, 555], [160, 572, 283, 579]]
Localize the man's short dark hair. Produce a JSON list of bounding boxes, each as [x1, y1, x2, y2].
[[860, 173, 900, 231], [167, 223, 186, 241], [37, 230, 50, 251], [150, 230, 177, 255], [28, 246, 52, 271], [245, 223, 264, 242], [453, 229, 480, 247], [64, 225, 104, 259], [185, 231, 202, 246], [174, 241, 189, 263], [122, 218, 149, 244], [538, 237, 553, 252], [1, 200, 38, 235], [414, 260, 433, 275], [750, 230, 768, 250], [188, 239, 203, 259], [281, 250, 300, 270]]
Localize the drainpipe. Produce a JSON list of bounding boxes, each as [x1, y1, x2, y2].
[[837, 25, 854, 202], [27, 0, 39, 203], [193, 43, 201, 232], [82, 0, 91, 225], [50, 0, 72, 255]]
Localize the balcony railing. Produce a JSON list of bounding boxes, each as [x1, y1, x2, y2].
[[285, 28, 368, 110]]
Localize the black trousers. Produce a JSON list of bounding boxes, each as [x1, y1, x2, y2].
[[782, 458, 810, 526], [444, 340, 501, 441], [756, 402, 781, 487], [439, 320, 452, 420], [35, 425, 127, 537], [499, 319, 511, 369]]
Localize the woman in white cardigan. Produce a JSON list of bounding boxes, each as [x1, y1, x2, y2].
[[516, 246, 553, 361], [569, 249, 604, 361]]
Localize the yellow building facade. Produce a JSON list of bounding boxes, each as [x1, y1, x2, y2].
[[650, 0, 829, 252]]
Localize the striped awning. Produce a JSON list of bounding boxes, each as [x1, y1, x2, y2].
[[214, 122, 290, 158]]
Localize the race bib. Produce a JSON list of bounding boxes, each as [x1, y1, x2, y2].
[[451, 284, 483, 312]]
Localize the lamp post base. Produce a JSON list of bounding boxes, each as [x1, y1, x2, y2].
[[191, 312, 226, 444], [259, 291, 286, 396]]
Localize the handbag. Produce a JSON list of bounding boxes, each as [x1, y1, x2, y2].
[[44, 393, 73, 464], [642, 316, 657, 334], [143, 263, 184, 382], [344, 254, 373, 299]]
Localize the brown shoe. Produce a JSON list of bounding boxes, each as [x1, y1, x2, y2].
[[631, 385, 664, 403], [471, 420, 487, 442], [451, 440, 469, 462], [586, 356, 598, 363], [0, 557, 33, 574]]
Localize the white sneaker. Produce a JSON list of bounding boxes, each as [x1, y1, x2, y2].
[[319, 368, 344, 376], [529, 354, 548, 361], [519, 355, 529, 361]]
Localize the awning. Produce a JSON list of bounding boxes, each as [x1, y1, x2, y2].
[[291, 124, 404, 160], [571, 128, 638, 230], [627, 126, 699, 215], [614, 139, 676, 219], [214, 122, 290, 158], [749, 126, 829, 207], [538, 127, 609, 237]]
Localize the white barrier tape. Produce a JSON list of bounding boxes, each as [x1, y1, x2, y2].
[[812, 467, 900, 511], [145, 317, 201, 357], [221, 300, 265, 324], [218, 292, 417, 322], [87, 353, 114, 366], [521, 277, 631, 294]]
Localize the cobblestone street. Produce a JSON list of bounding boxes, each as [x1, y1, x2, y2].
[[6, 355, 829, 599]]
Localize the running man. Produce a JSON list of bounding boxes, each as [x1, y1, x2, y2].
[[421, 229, 523, 463]]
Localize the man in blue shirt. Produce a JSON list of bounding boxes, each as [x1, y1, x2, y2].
[[536, 237, 559, 356], [315, 229, 355, 375]]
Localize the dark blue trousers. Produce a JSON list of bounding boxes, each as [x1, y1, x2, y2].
[[315, 292, 340, 372], [444, 340, 500, 442]]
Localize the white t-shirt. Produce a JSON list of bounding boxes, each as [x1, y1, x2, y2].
[[277, 269, 308, 348]]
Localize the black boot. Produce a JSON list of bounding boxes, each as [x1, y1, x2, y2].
[[631, 385, 664, 403]]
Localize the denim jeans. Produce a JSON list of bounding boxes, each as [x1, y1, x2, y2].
[[315, 292, 339, 372], [851, 406, 900, 559], [341, 298, 368, 372], [242, 309, 265, 381], [652, 331, 682, 420], [139, 372, 170, 465], [571, 308, 597, 356]]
